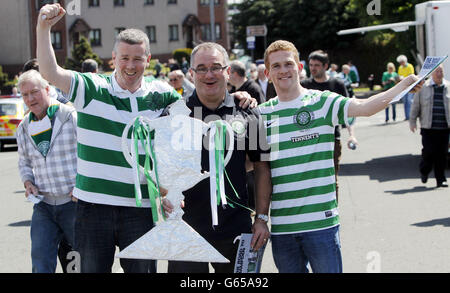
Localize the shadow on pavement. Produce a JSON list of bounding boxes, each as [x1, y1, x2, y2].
[[412, 217, 450, 228], [385, 186, 434, 195], [340, 154, 423, 182], [8, 220, 31, 227]]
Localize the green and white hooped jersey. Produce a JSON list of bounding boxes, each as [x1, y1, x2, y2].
[[259, 90, 351, 235], [69, 71, 180, 207]]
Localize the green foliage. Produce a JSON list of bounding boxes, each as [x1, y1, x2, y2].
[[172, 48, 193, 65], [65, 36, 103, 72], [231, 0, 429, 85], [0, 66, 12, 93], [231, 0, 360, 59]]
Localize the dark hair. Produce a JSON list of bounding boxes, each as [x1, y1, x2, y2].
[[81, 59, 99, 73], [230, 61, 246, 78], [308, 50, 329, 66], [23, 59, 39, 72]]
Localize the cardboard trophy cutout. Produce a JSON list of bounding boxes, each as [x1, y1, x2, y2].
[[116, 100, 233, 263]]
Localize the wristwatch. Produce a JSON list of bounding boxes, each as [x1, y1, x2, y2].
[[256, 214, 269, 223]]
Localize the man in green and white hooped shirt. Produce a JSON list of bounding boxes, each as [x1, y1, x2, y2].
[[37, 3, 256, 273], [36, 4, 181, 273], [259, 40, 423, 273]]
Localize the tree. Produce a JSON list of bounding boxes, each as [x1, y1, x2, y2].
[[65, 36, 103, 72], [231, 0, 361, 60], [231, 0, 429, 85]]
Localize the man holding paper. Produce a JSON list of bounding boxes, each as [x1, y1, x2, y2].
[[16, 70, 78, 273], [259, 40, 423, 273]]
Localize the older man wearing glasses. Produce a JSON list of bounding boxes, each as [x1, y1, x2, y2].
[[164, 42, 272, 273]]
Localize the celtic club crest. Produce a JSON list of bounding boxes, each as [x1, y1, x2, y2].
[[294, 107, 314, 130]]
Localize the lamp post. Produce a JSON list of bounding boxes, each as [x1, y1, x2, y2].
[[210, 0, 216, 42]]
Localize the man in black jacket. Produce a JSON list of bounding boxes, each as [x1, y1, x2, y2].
[[301, 50, 358, 202]]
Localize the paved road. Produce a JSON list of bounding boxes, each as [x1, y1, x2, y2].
[[0, 110, 448, 273]]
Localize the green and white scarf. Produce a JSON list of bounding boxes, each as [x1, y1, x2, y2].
[[28, 104, 60, 157]]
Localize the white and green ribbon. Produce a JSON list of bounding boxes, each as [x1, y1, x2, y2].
[[209, 121, 228, 226], [131, 117, 165, 223]]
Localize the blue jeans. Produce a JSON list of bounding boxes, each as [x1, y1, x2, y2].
[[271, 226, 342, 273], [403, 92, 414, 120], [74, 200, 156, 273], [31, 201, 76, 273], [385, 104, 396, 122]]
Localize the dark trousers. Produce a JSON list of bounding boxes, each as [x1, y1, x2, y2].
[[168, 238, 240, 273], [420, 128, 449, 184], [58, 238, 72, 273], [334, 139, 342, 203], [74, 200, 156, 273], [385, 104, 397, 122]]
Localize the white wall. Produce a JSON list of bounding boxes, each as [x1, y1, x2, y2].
[[0, 0, 31, 66]]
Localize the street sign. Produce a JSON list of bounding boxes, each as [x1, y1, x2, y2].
[[246, 25, 268, 37], [246, 36, 256, 43], [247, 41, 255, 50]]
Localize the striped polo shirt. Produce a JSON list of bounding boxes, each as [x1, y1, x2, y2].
[[69, 71, 180, 207], [259, 90, 351, 235]]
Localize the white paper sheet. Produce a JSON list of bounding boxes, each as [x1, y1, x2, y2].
[[390, 55, 448, 104]]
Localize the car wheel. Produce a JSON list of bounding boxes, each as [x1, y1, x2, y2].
[[0, 142, 4, 152]]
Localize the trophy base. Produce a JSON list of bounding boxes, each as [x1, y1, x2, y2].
[[116, 219, 229, 263]]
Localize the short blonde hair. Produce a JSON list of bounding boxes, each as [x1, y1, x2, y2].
[[264, 40, 300, 69], [387, 62, 396, 71], [17, 70, 49, 90]]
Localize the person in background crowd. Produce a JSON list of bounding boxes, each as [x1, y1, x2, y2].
[[347, 60, 360, 83], [339, 64, 359, 98], [301, 49, 358, 202], [382, 62, 399, 123], [81, 59, 99, 73], [410, 65, 449, 188], [256, 64, 276, 101], [397, 54, 415, 120], [229, 60, 265, 105], [168, 70, 195, 99], [327, 63, 339, 79]]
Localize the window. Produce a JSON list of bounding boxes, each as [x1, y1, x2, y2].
[[215, 24, 222, 40], [144, 0, 154, 5], [89, 0, 100, 7], [114, 0, 125, 6], [146, 26, 157, 43], [200, 0, 219, 5], [89, 29, 102, 46], [51, 31, 62, 50], [200, 24, 221, 41], [169, 25, 179, 41], [115, 27, 126, 36], [36, 0, 58, 11], [167, 0, 177, 4]]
